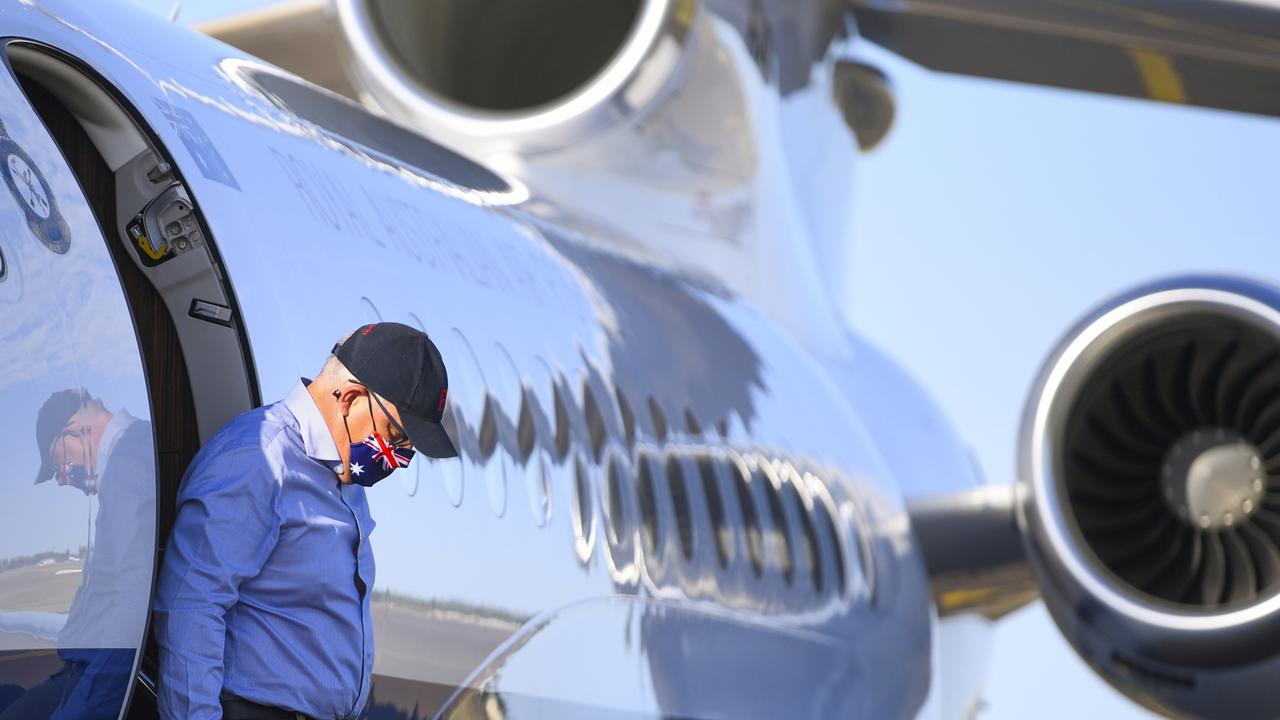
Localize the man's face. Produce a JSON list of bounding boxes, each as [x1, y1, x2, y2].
[[347, 385, 411, 450], [337, 385, 415, 486], [47, 412, 95, 492]]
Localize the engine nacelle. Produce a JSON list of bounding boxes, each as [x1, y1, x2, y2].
[[333, 0, 692, 154], [1021, 276, 1280, 719]]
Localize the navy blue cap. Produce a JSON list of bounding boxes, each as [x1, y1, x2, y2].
[[334, 322, 457, 459], [34, 389, 90, 484]]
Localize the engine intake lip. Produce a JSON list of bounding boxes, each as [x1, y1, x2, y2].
[[334, 0, 694, 152], [1021, 278, 1280, 665]]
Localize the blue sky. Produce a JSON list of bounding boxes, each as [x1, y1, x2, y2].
[[847, 39, 1278, 720], [124, 1, 1280, 717]]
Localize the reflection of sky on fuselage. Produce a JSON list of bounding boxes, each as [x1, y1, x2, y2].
[[0, 64, 151, 563]]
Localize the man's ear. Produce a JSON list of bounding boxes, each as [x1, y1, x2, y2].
[[334, 384, 366, 418]]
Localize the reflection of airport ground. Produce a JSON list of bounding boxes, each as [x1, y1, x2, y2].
[[370, 600, 518, 718], [0, 558, 82, 616], [0, 650, 62, 710]]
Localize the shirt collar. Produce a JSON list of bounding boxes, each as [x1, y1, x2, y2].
[[96, 408, 138, 473], [284, 379, 341, 462]]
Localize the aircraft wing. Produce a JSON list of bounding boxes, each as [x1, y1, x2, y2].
[[848, 0, 1280, 118]]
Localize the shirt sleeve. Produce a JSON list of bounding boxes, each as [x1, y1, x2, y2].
[[152, 440, 284, 720]]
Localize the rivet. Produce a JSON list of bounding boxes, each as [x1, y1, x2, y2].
[[1225, 512, 1235, 526], [1200, 514, 1212, 528], [1255, 479, 1265, 493], [1252, 456, 1262, 470], [1244, 499, 1255, 514], [1163, 464, 1173, 478]]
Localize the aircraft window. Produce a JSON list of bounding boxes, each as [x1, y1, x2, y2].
[[234, 64, 511, 194], [615, 386, 636, 447], [637, 452, 661, 557], [731, 460, 764, 577], [760, 467, 794, 586], [698, 455, 731, 569], [516, 391, 536, 461], [606, 454, 627, 545], [648, 396, 668, 442], [490, 341, 524, 449], [443, 327, 488, 445], [667, 456, 695, 561], [440, 406, 464, 506], [684, 409, 702, 435], [477, 398, 499, 458], [784, 476, 823, 594], [528, 453, 551, 527], [583, 383, 607, 461], [553, 381, 572, 460], [812, 490, 846, 596], [573, 454, 594, 557]]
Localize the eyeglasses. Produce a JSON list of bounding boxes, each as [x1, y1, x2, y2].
[[48, 423, 86, 458], [354, 383, 412, 449]]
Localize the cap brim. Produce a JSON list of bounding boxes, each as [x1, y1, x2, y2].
[[34, 458, 54, 485], [403, 411, 458, 459]]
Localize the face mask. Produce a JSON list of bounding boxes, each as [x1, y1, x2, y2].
[[56, 431, 97, 495], [346, 433, 415, 487], [341, 394, 415, 487]]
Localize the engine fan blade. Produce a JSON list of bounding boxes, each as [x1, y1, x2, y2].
[[1222, 529, 1259, 603], [1239, 522, 1280, 592], [1200, 531, 1227, 606]]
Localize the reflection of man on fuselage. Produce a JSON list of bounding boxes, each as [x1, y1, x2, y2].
[[0, 389, 155, 720]]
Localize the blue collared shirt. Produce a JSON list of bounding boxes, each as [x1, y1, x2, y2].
[[154, 380, 376, 719]]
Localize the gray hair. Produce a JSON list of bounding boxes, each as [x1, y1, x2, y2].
[[317, 330, 357, 383]]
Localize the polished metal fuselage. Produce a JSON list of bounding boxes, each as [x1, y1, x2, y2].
[[0, 1, 986, 717]]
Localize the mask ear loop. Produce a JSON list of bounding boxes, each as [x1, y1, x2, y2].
[[55, 432, 68, 484], [365, 389, 409, 448], [80, 425, 94, 485], [340, 405, 355, 477]]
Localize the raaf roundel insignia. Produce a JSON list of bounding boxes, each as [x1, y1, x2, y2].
[[0, 126, 70, 254]]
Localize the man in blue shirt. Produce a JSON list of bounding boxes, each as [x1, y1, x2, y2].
[[0, 389, 153, 720], [153, 323, 456, 720]]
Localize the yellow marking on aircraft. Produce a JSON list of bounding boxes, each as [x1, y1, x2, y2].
[[940, 587, 996, 610], [676, 0, 695, 26], [1129, 49, 1187, 104]]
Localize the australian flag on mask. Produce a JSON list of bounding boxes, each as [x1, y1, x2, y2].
[[346, 433, 415, 487], [366, 435, 412, 471]]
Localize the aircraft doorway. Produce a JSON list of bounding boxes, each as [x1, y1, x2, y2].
[[0, 42, 257, 718]]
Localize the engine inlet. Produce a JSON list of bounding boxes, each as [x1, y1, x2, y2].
[[1062, 313, 1280, 608]]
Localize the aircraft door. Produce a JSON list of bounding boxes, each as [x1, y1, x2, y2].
[[0, 55, 157, 720]]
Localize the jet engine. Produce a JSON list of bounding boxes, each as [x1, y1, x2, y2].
[[1020, 276, 1280, 719], [332, 0, 692, 153]]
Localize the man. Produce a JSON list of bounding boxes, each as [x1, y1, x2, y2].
[[0, 389, 154, 720], [153, 323, 456, 720]]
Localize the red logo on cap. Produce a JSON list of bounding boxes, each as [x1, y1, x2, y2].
[[437, 389, 448, 414], [361, 324, 377, 336]]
